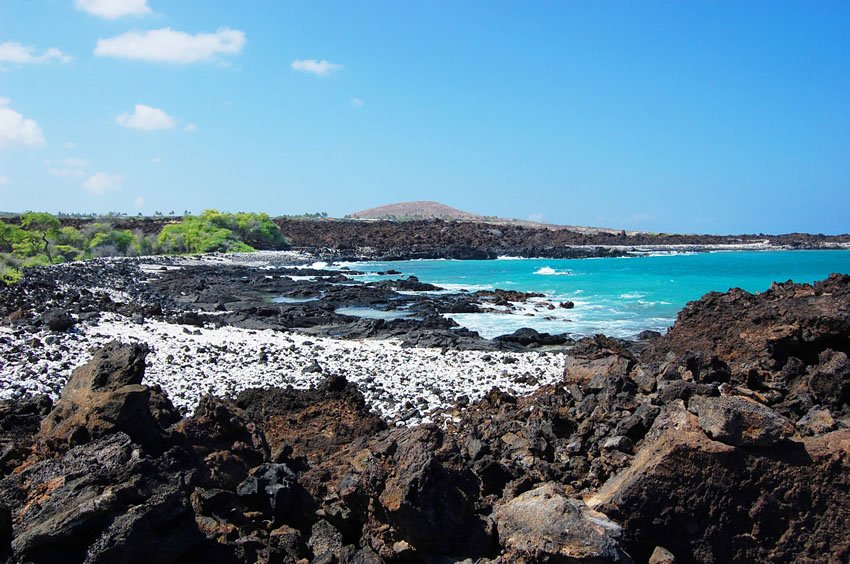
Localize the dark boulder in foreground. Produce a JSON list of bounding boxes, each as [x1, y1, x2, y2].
[[588, 402, 850, 563], [1, 274, 850, 562]]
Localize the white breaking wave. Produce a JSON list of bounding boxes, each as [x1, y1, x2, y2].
[[534, 266, 573, 276]]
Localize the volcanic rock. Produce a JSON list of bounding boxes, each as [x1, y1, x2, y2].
[[41, 308, 76, 332], [690, 395, 795, 447], [37, 341, 170, 453], [796, 406, 838, 436], [564, 335, 636, 386], [494, 482, 629, 562], [494, 327, 572, 347], [588, 402, 850, 562], [2, 432, 202, 563], [648, 546, 676, 563]]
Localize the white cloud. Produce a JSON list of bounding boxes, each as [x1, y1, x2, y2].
[[0, 42, 72, 65], [95, 28, 245, 64], [84, 172, 123, 195], [151, 156, 163, 164], [76, 0, 151, 19], [350, 97, 364, 108], [0, 176, 8, 186], [291, 59, 342, 77], [50, 168, 85, 178], [0, 98, 46, 149], [64, 142, 77, 149], [184, 123, 197, 133], [63, 157, 89, 168], [117, 104, 175, 130], [133, 196, 145, 208], [528, 213, 545, 223], [47, 157, 89, 178]]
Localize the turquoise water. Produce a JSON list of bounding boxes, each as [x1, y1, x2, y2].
[[340, 250, 850, 339]]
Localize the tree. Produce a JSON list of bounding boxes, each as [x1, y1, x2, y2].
[[20, 212, 61, 261]]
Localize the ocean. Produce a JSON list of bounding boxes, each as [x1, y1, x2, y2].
[[340, 250, 850, 339]]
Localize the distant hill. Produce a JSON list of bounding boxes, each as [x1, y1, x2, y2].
[[350, 201, 481, 221], [348, 200, 627, 235]]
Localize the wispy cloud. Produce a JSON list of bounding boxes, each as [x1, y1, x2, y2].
[[0, 41, 72, 65], [350, 97, 364, 108], [184, 123, 197, 133], [0, 98, 46, 149], [47, 157, 89, 178], [95, 28, 245, 64], [291, 59, 342, 77], [76, 0, 151, 19], [133, 196, 145, 208], [117, 104, 175, 130], [84, 172, 123, 195], [0, 176, 8, 186]]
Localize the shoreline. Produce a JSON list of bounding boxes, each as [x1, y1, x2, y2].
[[1, 271, 847, 562], [0, 312, 565, 425], [2, 248, 848, 422]]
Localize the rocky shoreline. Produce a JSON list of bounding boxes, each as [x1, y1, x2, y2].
[[274, 218, 850, 261], [0, 252, 585, 425], [29, 215, 850, 260], [1, 256, 849, 562]]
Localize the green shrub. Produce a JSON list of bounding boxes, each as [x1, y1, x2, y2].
[[201, 210, 289, 249], [158, 215, 255, 254], [0, 209, 287, 283]]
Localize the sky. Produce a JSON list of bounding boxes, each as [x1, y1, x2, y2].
[[1, 1, 849, 234]]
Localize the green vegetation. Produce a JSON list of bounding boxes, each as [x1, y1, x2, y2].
[[0, 210, 290, 284]]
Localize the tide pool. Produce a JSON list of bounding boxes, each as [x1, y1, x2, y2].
[[340, 250, 850, 339]]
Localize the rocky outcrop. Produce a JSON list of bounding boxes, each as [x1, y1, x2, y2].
[[2, 433, 202, 563], [643, 273, 850, 420], [587, 402, 850, 562], [274, 218, 850, 260], [1, 275, 850, 562], [37, 341, 175, 454]]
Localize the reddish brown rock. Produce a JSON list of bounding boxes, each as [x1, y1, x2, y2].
[[588, 403, 850, 562], [37, 341, 172, 453]]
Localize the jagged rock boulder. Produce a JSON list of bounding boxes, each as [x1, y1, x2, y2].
[[494, 328, 571, 347], [648, 546, 676, 563], [41, 308, 75, 332], [797, 406, 838, 435], [808, 349, 850, 407], [588, 402, 850, 562], [37, 341, 175, 453], [1, 433, 202, 563], [690, 395, 795, 447], [494, 483, 630, 562], [642, 274, 850, 418], [235, 375, 385, 466], [373, 425, 493, 556], [0, 395, 53, 473], [172, 396, 268, 490], [565, 335, 636, 385]]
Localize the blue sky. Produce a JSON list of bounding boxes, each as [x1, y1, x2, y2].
[[1, 1, 849, 234]]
